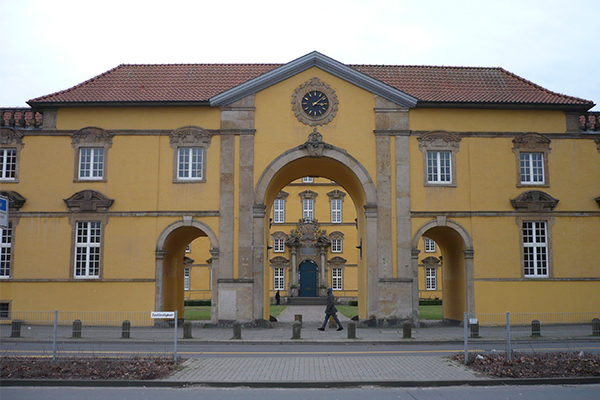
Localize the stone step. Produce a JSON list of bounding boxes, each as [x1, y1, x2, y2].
[[286, 297, 327, 305]]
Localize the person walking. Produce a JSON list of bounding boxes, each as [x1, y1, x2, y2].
[[318, 287, 343, 331], [275, 290, 281, 306]]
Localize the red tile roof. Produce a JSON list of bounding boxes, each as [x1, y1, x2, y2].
[[29, 63, 593, 108]]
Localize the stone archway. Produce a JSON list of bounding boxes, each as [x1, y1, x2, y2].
[[252, 139, 379, 322], [155, 218, 219, 321], [411, 217, 474, 323]]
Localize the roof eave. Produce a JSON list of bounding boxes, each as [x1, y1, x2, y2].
[[26, 100, 212, 108], [415, 101, 595, 112]]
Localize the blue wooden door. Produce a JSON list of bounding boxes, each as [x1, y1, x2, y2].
[[298, 260, 318, 297]]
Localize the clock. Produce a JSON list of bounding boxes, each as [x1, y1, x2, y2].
[[301, 90, 329, 117], [292, 77, 338, 126]]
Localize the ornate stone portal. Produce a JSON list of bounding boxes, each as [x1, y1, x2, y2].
[[282, 219, 331, 297]]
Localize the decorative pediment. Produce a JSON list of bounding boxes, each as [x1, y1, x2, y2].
[[183, 256, 194, 265], [422, 256, 441, 266], [63, 190, 114, 212], [299, 128, 333, 158], [512, 132, 551, 150], [72, 127, 113, 145], [0, 190, 26, 211], [0, 128, 24, 145], [510, 190, 559, 212], [169, 126, 212, 147], [328, 256, 347, 265], [269, 256, 289, 266], [595, 196, 600, 207], [418, 131, 461, 149], [327, 189, 346, 200]]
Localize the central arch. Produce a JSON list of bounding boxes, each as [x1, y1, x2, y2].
[[252, 144, 378, 322]]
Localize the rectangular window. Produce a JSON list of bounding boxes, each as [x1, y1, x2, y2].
[[303, 199, 314, 221], [331, 199, 342, 223], [274, 268, 285, 290], [424, 238, 436, 253], [184, 267, 190, 290], [426, 268, 437, 290], [0, 223, 12, 278], [185, 243, 191, 253], [79, 148, 105, 180], [520, 153, 544, 184], [75, 221, 101, 278], [523, 221, 548, 277], [0, 149, 17, 180], [303, 177, 313, 183], [178, 147, 204, 180], [273, 238, 285, 253], [427, 151, 451, 183], [331, 238, 342, 253], [0, 302, 10, 319], [332, 268, 343, 290], [273, 199, 285, 223]]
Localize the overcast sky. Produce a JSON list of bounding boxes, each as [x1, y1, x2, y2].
[[1, 0, 598, 110]]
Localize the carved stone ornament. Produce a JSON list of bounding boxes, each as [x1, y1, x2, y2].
[[299, 128, 333, 158], [512, 132, 551, 150], [169, 126, 212, 147], [0, 128, 24, 145], [510, 190, 559, 212], [183, 256, 194, 265], [269, 256, 289, 265], [595, 196, 600, 208], [328, 256, 347, 265], [0, 190, 26, 211], [327, 189, 346, 200], [418, 131, 461, 150], [422, 256, 441, 266], [287, 219, 330, 248], [63, 190, 114, 212], [292, 77, 339, 126], [71, 127, 113, 146]]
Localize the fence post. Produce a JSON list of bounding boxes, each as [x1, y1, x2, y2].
[[53, 310, 58, 364], [506, 312, 511, 361], [174, 310, 178, 365], [463, 312, 469, 364]]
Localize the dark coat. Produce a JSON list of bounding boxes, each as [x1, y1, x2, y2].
[[325, 290, 338, 315]]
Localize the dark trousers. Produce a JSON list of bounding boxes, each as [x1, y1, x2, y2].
[[321, 312, 343, 329]]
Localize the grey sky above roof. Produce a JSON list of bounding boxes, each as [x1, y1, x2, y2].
[[1, 0, 598, 110]]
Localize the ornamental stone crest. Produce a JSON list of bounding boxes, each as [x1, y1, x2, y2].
[[287, 219, 330, 248], [418, 131, 461, 150], [299, 128, 333, 157], [169, 125, 212, 147], [0, 190, 26, 211], [0, 128, 24, 145], [63, 190, 114, 212], [71, 127, 113, 146], [512, 132, 551, 150], [328, 256, 347, 266], [510, 190, 559, 212]]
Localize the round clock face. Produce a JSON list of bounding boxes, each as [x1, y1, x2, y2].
[[301, 90, 329, 117]]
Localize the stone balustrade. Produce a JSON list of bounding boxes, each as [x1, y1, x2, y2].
[[580, 112, 600, 132], [1, 108, 44, 129]]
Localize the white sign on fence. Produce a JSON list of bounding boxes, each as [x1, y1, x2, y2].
[[0, 195, 8, 228], [151, 311, 175, 319]]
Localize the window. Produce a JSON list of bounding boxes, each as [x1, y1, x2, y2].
[[303, 177, 313, 183], [426, 268, 437, 290], [303, 199, 314, 221], [177, 147, 204, 180], [273, 198, 285, 224], [184, 268, 191, 290], [185, 243, 191, 253], [72, 127, 112, 182], [424, 238, 436, 253], [0, 223, 12, 278], [75, 221, 101, 278], [274, 268, 285, 290], [331, 199, 342, 223], [273, 238, 285, 253], [519, 153, 545, 184], [331, 238, 343, 253], [0, 302, 10, 319], [332, 268, 343, 290], [78, 148, 105, 180], [0, 149, 17, 180], [427, 151, 451, 183], [522, 221, 548, 277]]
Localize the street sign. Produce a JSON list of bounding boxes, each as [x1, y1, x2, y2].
[[151, 311, 175, 319], [0, 195, 8, 228]]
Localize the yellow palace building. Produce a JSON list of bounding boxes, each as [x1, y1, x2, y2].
[[1, 52, 599, 325]]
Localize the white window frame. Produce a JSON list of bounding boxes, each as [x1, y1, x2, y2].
[[0, 223, 12, 279], [331, 198, 342, 223], [418, 131, 460, 187], [274, 268, 285, 290], [184, 267, 191, 290], [331, 238, 343, 253], [273, 238, 285, 253], [332, 268, 343, 290], [424, 238, 436, 253], [303, 198, 314, 221], [519, 152, 545, 185], [522, 221, 549, 278], [303, 177, 314, 183], [177, 147, 204, 180], [426, 267, 437, 290], [0, 148, 17, 180], [273, 198, 285, 224], [427, 151, 452, 183], [78, 147, 105, 180], [74, 221, 102, 279]]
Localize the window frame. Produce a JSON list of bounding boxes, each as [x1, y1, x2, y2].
[[512, 133, 551, 188], [0, 301, 11, 320], [69, 214, 108, 280], [425, 267, 437, 290], [329, 231, 344, 254], [273, 238, 285, 253], [184, 267, 191, 290], [169, 126, 212, 184], [78, 147, 105, 180], [331, 268, 343, 290], [302, 198, 314, 221], [302, 176, 314, 183], [273, 198, 286, 224], [176, 146, 205, 181], [517, 217, 554, 278], [274, 267, 285, 290], [418, 131, 460, 187], [71, 127, 112, 183], [519, 152, 545, 185], [0, 148, 18, 181], [0, 128, 24, 183], [424, 237, 436, 253], [0, 222, 13, 279]]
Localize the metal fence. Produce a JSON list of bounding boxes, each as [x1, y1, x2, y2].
[[463, 312, 600, 363], [1, 310, 179, 363]]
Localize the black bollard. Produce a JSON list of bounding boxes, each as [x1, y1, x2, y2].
[[291, 321, 301, 339], [183, 321, 193, 339], [402, 320, 412, 339], [10, 320, 22, 338], [232, 322, 242, 340], [592, 318, 600, 337], [72, 319, 82, 338], [121, 320, 131, 339], [531, 319, 541, 338], [347, 321, 356, 339]]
